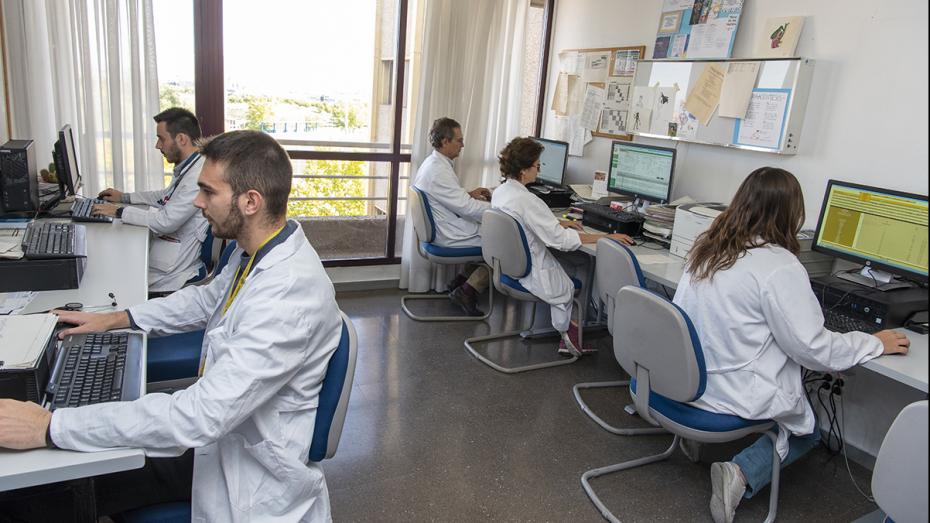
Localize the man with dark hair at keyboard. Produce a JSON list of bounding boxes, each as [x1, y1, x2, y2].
[[94, 107, 209, 294], [0, 130, 343, 521]]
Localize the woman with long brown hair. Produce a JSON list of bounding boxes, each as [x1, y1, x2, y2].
[[672, 167, 909, 523]]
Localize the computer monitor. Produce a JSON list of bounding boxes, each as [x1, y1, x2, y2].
[[531, 137, 568, 187], [813, 180, 928, 287], [57, 124, 81, 195], [607, 141, 675, 204]]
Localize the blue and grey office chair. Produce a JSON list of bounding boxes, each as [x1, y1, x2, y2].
[[573, 238, 665, 436], [184, 229, 220, 286], [581, 286, 780, 523], [115, 312, 358, 523], [146, 240, 237, 383], [401, 187, 494, 321], [867, 400, 928, 523], [464, 209, 584, 373]]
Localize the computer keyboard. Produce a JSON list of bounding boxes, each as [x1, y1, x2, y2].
[[46, 332, 143, 410], [71, 197, 114, 223], [21, 222, 87, 259], [576, 203, 641, 222], [823, 309, 882, 334]]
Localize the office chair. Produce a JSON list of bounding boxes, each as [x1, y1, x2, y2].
[[115, 312, 358, 523], [146, 241, 237, 384], [869, 400, 928, 523], [184, 228, 218, 286], [581, 286, 780, 523], [464, 209, 584, 373], [573, 238, 665, 435], [401, 187, 494, 321]]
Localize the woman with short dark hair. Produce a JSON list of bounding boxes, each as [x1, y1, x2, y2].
[[491, 137, 632, 355]]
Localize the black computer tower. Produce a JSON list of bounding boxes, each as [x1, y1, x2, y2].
[[0, 139, 38, 213]]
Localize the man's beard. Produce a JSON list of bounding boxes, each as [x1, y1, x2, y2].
[[209, 198, 245, 239]]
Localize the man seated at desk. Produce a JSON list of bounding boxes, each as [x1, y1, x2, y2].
[[94, 107, 209, 294], [0, 130, 343, 521], [413, 117, 493, 315]]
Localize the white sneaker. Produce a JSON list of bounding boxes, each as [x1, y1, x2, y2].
[[709, 461, 746, 523]]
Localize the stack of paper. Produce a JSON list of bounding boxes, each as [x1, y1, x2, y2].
[[0, 229, 25, 259], [0, 313, 57, 370], [641, 196, 695, 245]]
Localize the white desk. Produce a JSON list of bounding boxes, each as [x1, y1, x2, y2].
[[579, 239, 929, 393], [0, 221, 149, 493]]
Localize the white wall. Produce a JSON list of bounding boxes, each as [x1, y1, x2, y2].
[[544, 0, 929, 461], [544, 0, 929, 228]]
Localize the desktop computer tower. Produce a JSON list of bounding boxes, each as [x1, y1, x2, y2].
[[0, 139, 38, 213]]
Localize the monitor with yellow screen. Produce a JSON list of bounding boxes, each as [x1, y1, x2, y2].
[[813, 180, 928, 285]]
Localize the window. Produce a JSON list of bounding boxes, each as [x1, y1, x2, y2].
[[154, 0, 553, 265], [153, 0, 195, 184]]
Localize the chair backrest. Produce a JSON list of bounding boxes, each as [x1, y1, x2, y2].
[[595, 237, 647, 335], [408, 187, 435, 244], [479, 209, 532, 280], [214, 240, 237, 275], [613, 286, 706, 406], [872, 400, 928, 523], [199, 229, 215, 273], [309, 312, 358, 462]]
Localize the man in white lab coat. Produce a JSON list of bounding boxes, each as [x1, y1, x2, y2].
[[0, 130, 342, 522], [95, 108, 209, 294], [412, 117, 493, 315]]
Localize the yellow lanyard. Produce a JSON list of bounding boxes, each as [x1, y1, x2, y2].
[[222, 225, 285, 315]]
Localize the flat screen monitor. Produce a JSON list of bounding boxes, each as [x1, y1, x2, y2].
[[531, 137, 568, 187], [813, 180, 928, 283], [607, 141, 675, 203], [57, 124, 81, 195]]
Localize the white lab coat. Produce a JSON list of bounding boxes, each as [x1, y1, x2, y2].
[[673, 244, 883, 459], [412, 150, 489, 247], [121, 153, 209, 292], [491, 179, 582, 331], [50, 221, 342, 522]]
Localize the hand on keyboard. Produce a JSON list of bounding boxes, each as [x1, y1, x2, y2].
[[875, 330, 910, 355], [92, 202, 121, 217]]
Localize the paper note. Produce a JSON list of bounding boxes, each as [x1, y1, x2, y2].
[[686, 15, 739, 59], [582, 52, 611, 84], [567, 117, 586, 156], [0, 313, 57, 369], [718, 62, 761, 118], [598, 109, 628, 135], [579, 84, 606, 130], [627, 86, 656, 132], [684, 63, 726, 126], [669, 34, 688, 58], [567, 75, 586, 115], [551, 73, 569, 115], [0, 291, 37, 315], [676, 110, 699, 140], [612, 50, 641, 77], [663, 0, 694, 10], [650, 86, 679, 135], [734, 89, 791, 149], [604, 77, 631, 111], [755, 16, 805, 58], [559, 51, 584, 75]]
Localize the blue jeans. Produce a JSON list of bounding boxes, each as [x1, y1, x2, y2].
[[731, 427, 820, 499]]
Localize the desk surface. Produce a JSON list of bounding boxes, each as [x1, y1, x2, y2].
[[579, 238, 929, 393], [1, 221, 149, 493]]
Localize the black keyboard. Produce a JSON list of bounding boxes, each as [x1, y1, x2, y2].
[[71, 197, 114, 223], [577, 203, 642, 223], [21, 222, 87, 259], [46, 332, 144, 410], [823, 309, 882, 334]]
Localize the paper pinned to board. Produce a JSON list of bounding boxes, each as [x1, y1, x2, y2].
[[684, 62, 726, 126], [582, 51, 611, 84], [718, 62, 761, 118], [579, 84, 606, 130], [551, 73, 570, 115]]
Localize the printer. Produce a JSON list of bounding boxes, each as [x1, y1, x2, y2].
[[670, 203, 727, 259]]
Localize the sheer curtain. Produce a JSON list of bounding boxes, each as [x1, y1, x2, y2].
[[3, 0, 163, 196], [400, 0, 530, 292]]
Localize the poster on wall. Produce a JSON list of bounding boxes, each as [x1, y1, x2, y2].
[[733, 88, 791, 150], [652, 0, 743, 59]]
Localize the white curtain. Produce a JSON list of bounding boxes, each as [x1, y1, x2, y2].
[[3, 0, 163, 196], [400, 0, 530, 292]]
